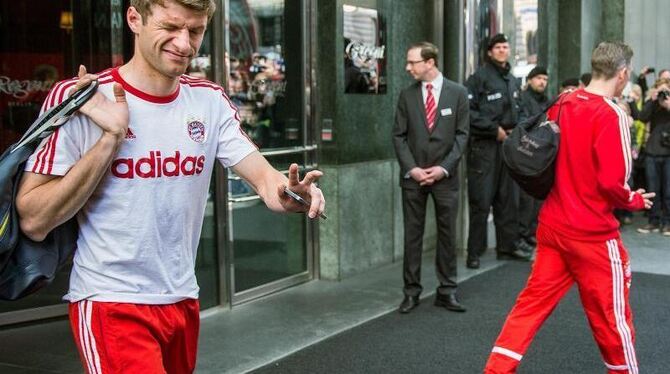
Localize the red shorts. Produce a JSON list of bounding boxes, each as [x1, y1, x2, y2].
[[68, 299, 200, 374]]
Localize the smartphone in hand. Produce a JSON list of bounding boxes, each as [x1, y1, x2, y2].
[[283, 186, 327, 220]]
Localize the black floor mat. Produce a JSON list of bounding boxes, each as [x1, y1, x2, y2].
[[253, 263, 670, 374]]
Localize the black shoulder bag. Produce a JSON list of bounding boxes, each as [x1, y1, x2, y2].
[[502, 95, 565, 200], [0, 80, 97, 300]]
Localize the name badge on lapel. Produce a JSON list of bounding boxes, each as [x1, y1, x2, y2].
[[440, 108, 452, 116]]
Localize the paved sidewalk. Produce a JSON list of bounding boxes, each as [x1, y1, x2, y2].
[[0, 216, 667, 373]]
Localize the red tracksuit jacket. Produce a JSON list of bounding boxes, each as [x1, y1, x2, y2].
[[539, 89, 645, 241]]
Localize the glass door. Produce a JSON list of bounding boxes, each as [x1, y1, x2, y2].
[[225, 0, 316, 303]]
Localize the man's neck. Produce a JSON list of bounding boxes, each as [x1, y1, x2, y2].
[[119, 57, 181, 96], [529, 87, 547, 100], [584, 79, 618, 98], [492, 60, 507, 68], [423, 69, 440, 83]]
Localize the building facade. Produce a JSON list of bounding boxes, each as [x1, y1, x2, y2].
[[0, 0, 626, 326]]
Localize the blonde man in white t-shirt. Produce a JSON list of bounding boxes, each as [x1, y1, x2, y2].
[[15, 1, 325, 373]]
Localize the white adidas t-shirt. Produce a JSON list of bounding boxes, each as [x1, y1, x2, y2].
[[25, 68, 256, 304]]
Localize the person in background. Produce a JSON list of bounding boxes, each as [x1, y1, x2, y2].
[[636, 66, 670, 98], [464, 33, 531, 270], [393, 42, 470, 314], [613, 93, 637, 225], [633, 77, 670, 236], [627, 84, 648, 192], [559, 77, 580, 93], [580, 72, 592, 87], [16, 1, 325, 372], [517, 66, 550, 250], [484, 41, 654, 374]]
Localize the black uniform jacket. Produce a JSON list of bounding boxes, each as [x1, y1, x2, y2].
[[465, 62, 521, 139], [519, 88, 550, 123], [392, 77, 470, 188]]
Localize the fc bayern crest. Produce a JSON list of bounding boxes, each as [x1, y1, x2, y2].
[[187, 120, 206, 143]]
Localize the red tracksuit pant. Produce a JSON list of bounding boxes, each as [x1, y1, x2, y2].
[[69, 299, 200, 374], [484, 223, 638, 374]]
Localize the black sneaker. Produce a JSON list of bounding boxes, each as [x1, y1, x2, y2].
[[525, 236, 537, 246], [515, 239, 536, 253], [497, 249, 531, 261]]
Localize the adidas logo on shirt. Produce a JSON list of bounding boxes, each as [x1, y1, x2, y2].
[[125, 128, 136, 140], [111, 150, 205, 179]]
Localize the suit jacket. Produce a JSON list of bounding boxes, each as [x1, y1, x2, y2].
[[392, 77, 470, 188]]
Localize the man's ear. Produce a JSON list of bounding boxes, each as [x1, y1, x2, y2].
[[127, 6, 143, 33], [618, 67, 629, 82]]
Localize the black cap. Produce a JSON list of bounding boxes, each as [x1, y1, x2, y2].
[[527, 66, 548, 80], [560, 78, 580, 88], [487, 33, 508, 50]]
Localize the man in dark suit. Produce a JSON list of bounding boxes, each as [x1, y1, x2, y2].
[[392, 42, 470, 314]]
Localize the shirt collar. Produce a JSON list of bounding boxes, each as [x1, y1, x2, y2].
[[422, 74, 443, 91]]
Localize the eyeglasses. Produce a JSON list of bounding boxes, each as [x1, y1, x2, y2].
[[406, 59, 426, 66]]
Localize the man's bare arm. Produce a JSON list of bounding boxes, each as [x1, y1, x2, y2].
[[17, 134, 124, 240], [232, 151, 325, 218], [16, 66, 128, 241]]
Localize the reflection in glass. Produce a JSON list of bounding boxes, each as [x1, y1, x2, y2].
[[342, 5, 387, 94], [232, 200, 306, 292], [511, 0, 538, 84], [227, 0, 310, 297], [228, 0, 303, 149]]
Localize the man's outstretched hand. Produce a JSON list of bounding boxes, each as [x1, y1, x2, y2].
[[278, 164, 325, 219]]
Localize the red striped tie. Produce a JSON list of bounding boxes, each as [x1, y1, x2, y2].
[[425, 83, 436, 131]]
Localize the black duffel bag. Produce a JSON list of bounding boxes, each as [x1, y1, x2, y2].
[[502, 96, 564, 200], [0, 80, 97, 300]]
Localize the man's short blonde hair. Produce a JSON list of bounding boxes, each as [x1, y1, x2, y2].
[[130, 0, 216, 23], [591, 41, 633, 80]]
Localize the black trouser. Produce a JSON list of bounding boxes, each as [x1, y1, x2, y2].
[[518, 189, 541, 241], [466, 138, 520, 259], [401, 176, 459, 297]]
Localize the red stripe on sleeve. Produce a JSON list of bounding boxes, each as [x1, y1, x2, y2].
[[46, 128, 61, 174]]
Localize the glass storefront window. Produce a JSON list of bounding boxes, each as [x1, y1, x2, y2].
[[228, 0, 303, 150], [227, 0, 311, 297], [232, 200, 307, 292], [511, 0, 538, 83]]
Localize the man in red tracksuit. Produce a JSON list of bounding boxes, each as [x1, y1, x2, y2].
[[484, 42, 655, 374]]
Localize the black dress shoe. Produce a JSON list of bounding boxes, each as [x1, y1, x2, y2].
[[434, 294, 466, 312], [399, 295, 420, 314], [466, 258, 480, 269]]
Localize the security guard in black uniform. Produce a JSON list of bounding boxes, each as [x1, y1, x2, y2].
[[465, 34, 531, 269], [517, 66, 550, 252]]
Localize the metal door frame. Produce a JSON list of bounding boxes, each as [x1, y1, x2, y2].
[[217, 0, 320, 307]]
